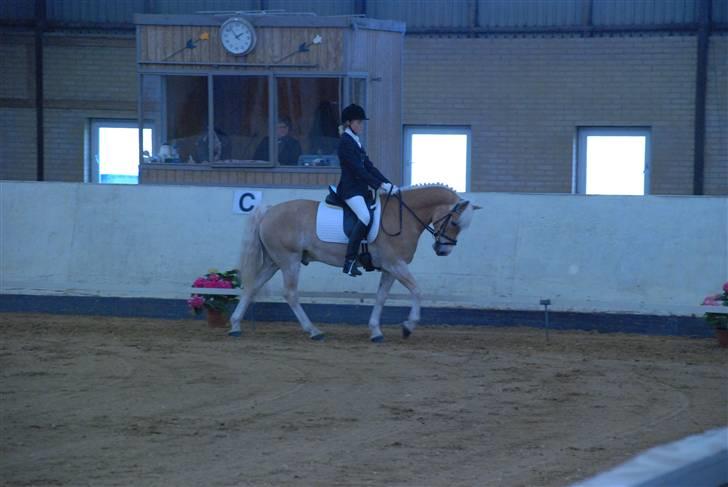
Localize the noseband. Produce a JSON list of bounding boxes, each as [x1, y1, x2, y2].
[[432, 207, 460, 251], [382, 190, 466, 250]]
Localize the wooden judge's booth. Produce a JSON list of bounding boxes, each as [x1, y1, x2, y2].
[[135, 13, 405, 187]]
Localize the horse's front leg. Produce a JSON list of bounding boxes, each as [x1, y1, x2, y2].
[[368, 271, 396, 343], [387, 262, 421, 338]]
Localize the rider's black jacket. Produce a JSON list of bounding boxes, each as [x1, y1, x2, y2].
[[336, 131, 390, 201]]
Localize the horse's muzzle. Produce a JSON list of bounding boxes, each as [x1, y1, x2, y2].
[[433, 242, 452, 256]]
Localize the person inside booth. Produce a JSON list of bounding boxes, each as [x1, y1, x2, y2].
[[253, 116, 302, 165]]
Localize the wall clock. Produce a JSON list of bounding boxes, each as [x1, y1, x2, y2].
[[220, 17, 256, 56]]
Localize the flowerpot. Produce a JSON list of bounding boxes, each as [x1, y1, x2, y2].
[[716, 329, 728, 348], [206, 308, 229, 328]]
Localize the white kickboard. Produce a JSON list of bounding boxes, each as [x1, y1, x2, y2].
[[316, 199, 381, 244]]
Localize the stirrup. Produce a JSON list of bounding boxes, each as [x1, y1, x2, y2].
[[343, 259, 362, 277]]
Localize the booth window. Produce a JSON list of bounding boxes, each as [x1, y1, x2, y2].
[[144, 74, 352, 167], [350, 78, 366, 111], [164, 76, 208, 163], [276, 77, 341, 167], [214, 76, 269, 163]]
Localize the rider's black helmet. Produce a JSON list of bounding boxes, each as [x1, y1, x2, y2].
[[341, 104, 368, 123]]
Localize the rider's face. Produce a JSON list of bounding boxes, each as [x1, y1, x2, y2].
[[350, 119, 364, 135]]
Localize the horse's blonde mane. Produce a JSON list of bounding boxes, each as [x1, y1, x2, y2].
[[400, 183, 459, 194]]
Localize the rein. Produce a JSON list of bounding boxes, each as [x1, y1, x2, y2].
[[381, 189, 460, 247]]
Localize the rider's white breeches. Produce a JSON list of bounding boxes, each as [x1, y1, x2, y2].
[[345, 195, 371, 226]]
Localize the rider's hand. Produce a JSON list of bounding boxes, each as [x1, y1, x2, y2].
[[380, 182, 398, 193]]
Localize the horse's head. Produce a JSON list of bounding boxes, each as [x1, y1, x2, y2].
[[431, 199, 480, 256]]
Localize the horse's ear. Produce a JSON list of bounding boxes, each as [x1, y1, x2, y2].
[[458, 200, 483, 211]]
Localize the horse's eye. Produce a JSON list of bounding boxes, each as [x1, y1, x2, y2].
[[451, 221, 458, 227]]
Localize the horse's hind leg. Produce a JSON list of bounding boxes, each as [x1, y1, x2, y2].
[[228, 262, 278, 337], [280, 261, 325, 340], [367, 271, 396, 343]]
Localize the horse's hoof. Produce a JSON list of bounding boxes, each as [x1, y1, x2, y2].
[[371, 335, 384, 343], [401, 326, 412, 339], [310, 333, 326, 341], [228, 331, 241, 338]]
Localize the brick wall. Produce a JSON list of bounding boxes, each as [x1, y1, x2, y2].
[[0, 36, 35, 180], [0, 108, 36, 180], [705, 36, 728, 195], [404, 34, 725, 195], [0, 35, 136, 182], [1, 32, 726, 195]]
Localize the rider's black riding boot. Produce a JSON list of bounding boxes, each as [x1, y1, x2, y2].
[[343, 220, 368, 277]]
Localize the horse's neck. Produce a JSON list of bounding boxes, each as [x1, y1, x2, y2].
[[402, 187, 457, 222], [378, 187, 457, 260]]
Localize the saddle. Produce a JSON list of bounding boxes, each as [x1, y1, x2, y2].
[[324, 186, 375, 237], [317, 186, 380, 272]]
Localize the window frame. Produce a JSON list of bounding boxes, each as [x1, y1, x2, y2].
[[271, 73, 345, 167], [89, 118, 153, 184], [403, 125, 472, 192], [139, 69, 368, 170], [574, 127, 652, 195]]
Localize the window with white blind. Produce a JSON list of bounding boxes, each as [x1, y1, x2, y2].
[[404, 127, 470, 192], [575, 127, 651, 195]]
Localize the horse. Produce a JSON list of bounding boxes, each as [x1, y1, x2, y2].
[[229, 184, 480, 342]]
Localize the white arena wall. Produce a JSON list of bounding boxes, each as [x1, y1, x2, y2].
[[1, 181, 726, 317]]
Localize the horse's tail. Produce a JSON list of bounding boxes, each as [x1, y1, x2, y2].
[[240, 205, 271, 291]]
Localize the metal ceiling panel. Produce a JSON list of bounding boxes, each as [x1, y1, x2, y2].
[[3, 0, 723, 29], [368, 0, 471, 28], [478, 0, 582, 27], [45, 0, 145, 23], [266, 0, 356, 16], [150, 0, 259, 14], [713, 0, 728, 23], [0, 0, 35, 21], [591, 0, 698, 25]]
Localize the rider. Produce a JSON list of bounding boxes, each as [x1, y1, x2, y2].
[[336, 103, 398, 277]]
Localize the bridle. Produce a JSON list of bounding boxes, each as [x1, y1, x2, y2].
[[381, 189, 467, 254]]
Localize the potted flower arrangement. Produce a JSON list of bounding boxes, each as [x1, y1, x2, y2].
[[702, 281, 728, 348], [187, 269, 240, 327]]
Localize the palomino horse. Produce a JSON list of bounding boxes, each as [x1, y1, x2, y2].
[[229, 184, 479, 342]]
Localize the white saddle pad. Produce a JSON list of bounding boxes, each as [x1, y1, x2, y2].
[[316, 197, 381, 244]]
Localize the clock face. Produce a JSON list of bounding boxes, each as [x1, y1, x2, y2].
[[220, 17, 256, 56]]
